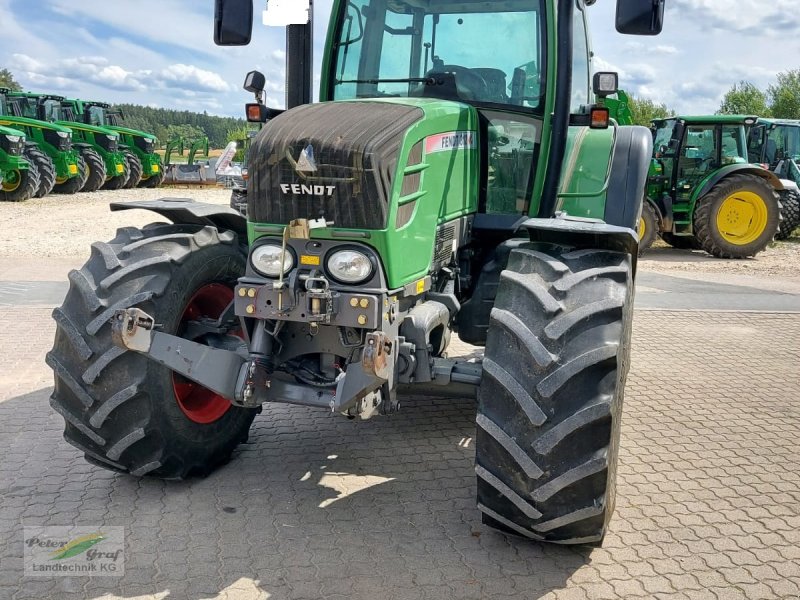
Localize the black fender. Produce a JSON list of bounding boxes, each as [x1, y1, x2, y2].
[[110, 198, 248, 237], [694, 164, 785, 200], [521, 216, 639, 274], [604, 126, 654, 230]]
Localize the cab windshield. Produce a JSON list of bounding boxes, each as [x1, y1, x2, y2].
[[42, 100, 62, 121], [86, 106, 107, 127], [331, 0, 544, 111]]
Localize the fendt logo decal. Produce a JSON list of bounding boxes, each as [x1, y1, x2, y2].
[[425, 131, 477, 154], [280, 183, 336, 196]]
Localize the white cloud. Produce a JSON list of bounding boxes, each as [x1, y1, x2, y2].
[[158, 64, 231, 93]]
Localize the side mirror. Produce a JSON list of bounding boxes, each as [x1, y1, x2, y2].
[[616, 0, 665, 36], [214, 0, 253, 46], [244, 71, 266, 95], [593, 72, 619, 98]]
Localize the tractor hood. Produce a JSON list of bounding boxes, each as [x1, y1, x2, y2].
[[0, 115, 73, 134], [247, 97, 479, 288], [55, 121, 120, 139], [105, 124, 157, 142]]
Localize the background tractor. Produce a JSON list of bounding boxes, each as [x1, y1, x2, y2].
[[747, 119, 800, 240], [0, 124, 40, 202], [10, 92, 129, 192], [80, 102, 164, 189], [646, 115, 784, 258], [47, 0, 666, 546], [0, 88, 84, 196]]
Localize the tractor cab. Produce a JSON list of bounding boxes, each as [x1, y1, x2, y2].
[[5, 92, 66, 123]]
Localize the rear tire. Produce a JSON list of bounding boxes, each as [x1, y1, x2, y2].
[[47, 224, 257, 478], [80, 148, 106, 193], [638, 201, 658, 254], [27, 146, 57, 198], [776, 190, 800, 241], [693, 174, 781, 258], [122, 150, 143, 189], [476, 243, 633, 545], [53, 155, 88, 195], [0, 156, 40, 202]]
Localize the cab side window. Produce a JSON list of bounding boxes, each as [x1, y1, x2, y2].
[[570, 6, 590, 112]]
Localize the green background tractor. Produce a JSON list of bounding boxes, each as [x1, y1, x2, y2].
[[80, 101, 164, 189], [0, 124, 40, 202], [10, 92, 129, 192], [645, 115, 783, 258], [47, 0, 666, 546], [747, 118, 800, 240]]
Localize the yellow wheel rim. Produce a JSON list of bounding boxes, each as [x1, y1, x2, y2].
[[716, 191, 769, 246], [55, 176, 68, 184], [639, 216, 647, 240], [1, 171, 21, 192]]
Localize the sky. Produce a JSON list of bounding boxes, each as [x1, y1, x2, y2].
[[0, 0, 797, 117]]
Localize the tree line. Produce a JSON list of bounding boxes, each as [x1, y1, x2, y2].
[[113, 104, 246, 148], [718, 70, 800, 118]]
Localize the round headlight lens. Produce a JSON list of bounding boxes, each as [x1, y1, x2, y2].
[[251, 244, 294, 277], [327, 250, 373, 284]]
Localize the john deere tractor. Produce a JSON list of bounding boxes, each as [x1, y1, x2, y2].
[[10, 92, 129, 192], [747, 119, 800, 240], [0, 88, 84, 196], [47, 0, 666, 546], [0, 125, 40, 202], [79, 101, 164, 189], [646, 115, 784, 258]]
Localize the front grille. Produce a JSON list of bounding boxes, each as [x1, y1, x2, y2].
[[95, 134, 118, 153], [433, 223, 457, 268], [135, 136, 155, 154], [248, 102, 423, 229]]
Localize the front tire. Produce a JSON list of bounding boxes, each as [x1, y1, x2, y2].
[[638, 200, 658, 254], [102, 158, 130, 190], [122, 150, 143, 189], [26, 146, 57, 198], [476, 243, 633, 545], [693, 174, 781, 258], [776, 190, 800, 241], [138, 166, 165, 188], [0, 156, 40, 202], [47, 224, 258, 478], [53, 155, 88, 195], [80, 148, 106, 193]]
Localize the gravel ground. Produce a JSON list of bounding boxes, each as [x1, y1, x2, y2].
[[1, 187, 798, 284]]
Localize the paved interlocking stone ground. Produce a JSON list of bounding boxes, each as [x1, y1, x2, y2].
[[1, 308, 799, 600]]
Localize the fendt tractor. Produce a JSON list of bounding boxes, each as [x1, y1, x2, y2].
[[10, 92, 129, 192], [0, 125, 40, 202], [0, 88, 85, 197], [74, 100, 164, 189], [643, 115, 788, 257], [747, 118, 800, 240], [47, 0, 666, 545]]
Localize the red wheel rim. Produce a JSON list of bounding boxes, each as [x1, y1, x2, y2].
[[172, 283, 236, 424]]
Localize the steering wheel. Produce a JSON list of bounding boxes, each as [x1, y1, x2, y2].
[[426, 64, 489, 101]]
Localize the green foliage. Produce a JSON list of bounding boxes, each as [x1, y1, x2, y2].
[[0, 68, 22, 91], [718, 81, 770, 116], [165, 124, 206, 142], [628, 94, 674, 126], [226, 125, 253, 162], [768, 70, 800, 119], [112, 104, 246, 148]]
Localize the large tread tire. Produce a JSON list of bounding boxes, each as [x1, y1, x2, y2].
[[27, 146, 57, 198], [102, 158, 130, 191], [693, 174, 781, 259], [138, 167, 165, 189], [776, 190, 800, 241], [47, 224, 258, 479], [660, 232, 701, 250], [80, 148, 106, 193], [476, 242, 633, 546], [0, 156, 40, 202], [122, 150, 143, 189], [53, 155, 89, 195], [638, 200, 658, 254]]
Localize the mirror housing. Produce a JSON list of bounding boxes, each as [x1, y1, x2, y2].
[[214, 0, 254, 46], [246, 103, 284, 124], [616, 0, 665, 36], [243, 71, 266, 95]]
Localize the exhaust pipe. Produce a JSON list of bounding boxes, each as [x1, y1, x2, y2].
[[285, 0, 314, 108]]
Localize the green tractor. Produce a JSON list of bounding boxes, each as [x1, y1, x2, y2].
[[0, 124, 40, 202], [0, 88, 84, 196], [747, 118, 800, 240], [78, 101, 164, 189], [10, 92, 129, 192], [644, 115, 784, 257], [47, 0, 666, 546]]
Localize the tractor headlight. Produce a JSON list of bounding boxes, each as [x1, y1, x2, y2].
[[251, 243, 294, 277], [326, 249, 373, 284], [57, 130, 71, 150], [1, 134, 24, 155]]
